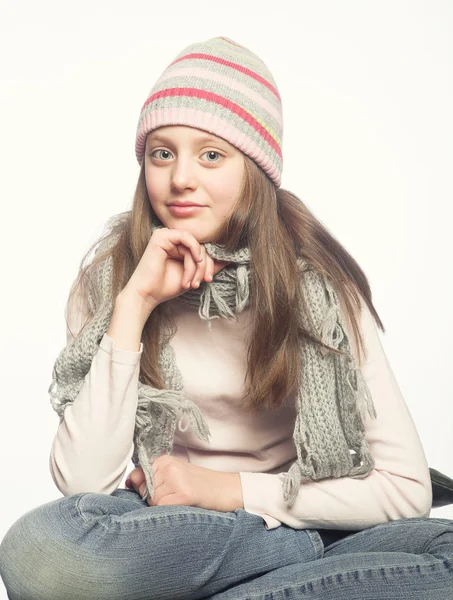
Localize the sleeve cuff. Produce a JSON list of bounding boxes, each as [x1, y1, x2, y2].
[[100, 333, 143, 364], [239, 472, 283, 530]]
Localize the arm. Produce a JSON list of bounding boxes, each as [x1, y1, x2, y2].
[[49, 280, 153, 496], [238, 297, 433, 531]]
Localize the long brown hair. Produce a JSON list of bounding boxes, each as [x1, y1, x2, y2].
[[68, 155, 385, 414]]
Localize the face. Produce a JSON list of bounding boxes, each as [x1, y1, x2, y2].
[[145, 125, 245, 243]]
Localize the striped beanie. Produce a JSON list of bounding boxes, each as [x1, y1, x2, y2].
[[135, 36, 283, 188]]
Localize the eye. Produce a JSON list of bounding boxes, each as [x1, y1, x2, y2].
[[202, 150, 223, 163], [150, 149, 173, 161], [149, 149, 224, 163]]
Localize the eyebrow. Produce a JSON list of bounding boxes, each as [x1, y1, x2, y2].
[[147, 134, 227, 147]]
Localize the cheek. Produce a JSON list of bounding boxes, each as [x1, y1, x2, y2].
[[223, 162, 244, 198], [210, 181, 241, 214], [146, 179, 167, 213], [211, 198, 238, 222], [145, 166, 165, 195], [146, 177, 161, 198], [211, 166, 241, 195]]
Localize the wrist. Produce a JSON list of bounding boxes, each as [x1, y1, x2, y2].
[[117, 287, 158, 321], [225, 473, 244, 511]]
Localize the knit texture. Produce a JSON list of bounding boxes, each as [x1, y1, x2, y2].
[[48, 216, 378, 508], [135, 36, 283, 188]]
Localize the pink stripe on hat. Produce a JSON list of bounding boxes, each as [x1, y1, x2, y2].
[[168, 53, 281, 101], [156, 67, 283, 127]]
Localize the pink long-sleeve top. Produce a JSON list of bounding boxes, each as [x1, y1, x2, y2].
[[49, 280, 433, 531]]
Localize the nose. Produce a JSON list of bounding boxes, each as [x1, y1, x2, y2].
[[170, 157, 197, 192]]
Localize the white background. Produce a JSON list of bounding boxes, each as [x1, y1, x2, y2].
[[0, 0, 452, 594]]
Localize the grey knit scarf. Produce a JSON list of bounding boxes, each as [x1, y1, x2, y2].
[[49, 220, 377, 508]]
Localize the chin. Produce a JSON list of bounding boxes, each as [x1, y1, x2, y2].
[[168, 224, 214, 244]]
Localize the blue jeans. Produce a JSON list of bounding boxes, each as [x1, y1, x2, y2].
[[1, 488, 452, 599]]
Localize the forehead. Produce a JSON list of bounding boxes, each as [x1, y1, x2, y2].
[[146, 128, 231, 147]]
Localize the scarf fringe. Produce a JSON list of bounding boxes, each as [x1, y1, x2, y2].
[[199, 285, 232, 329], [235, 264, 250, 312], [133, 386, 212, 501], [196, 264, 250, 330]]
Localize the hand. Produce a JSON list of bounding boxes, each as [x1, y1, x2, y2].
[[124, 228, 230, 309], [125, 455, 244, 513]]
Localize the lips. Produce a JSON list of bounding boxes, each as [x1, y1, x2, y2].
[[168, 204, 206, 217]]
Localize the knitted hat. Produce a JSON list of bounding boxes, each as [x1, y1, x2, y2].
[[135, 36, 283, 188]]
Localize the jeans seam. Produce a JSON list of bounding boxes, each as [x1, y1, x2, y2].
[[305, 529, 324, 559], [74, 493, 237, 530], [227, 560, 453, 600]]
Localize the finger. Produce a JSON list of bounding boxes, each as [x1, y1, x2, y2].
[[176, 246, 192, 290], [126, 470, 138, 488], [182, 231, 204, 264], [126, 476, 137, 491], [204, 253, 214, 283], [129, 468, 146, 490], [166, 230, 203, 265], [139, 470, 164, 502], [139, 482, 148, 501], [191, 245, 207, 288], [140, 483, 156, 505], [182, 248, 198, 289]]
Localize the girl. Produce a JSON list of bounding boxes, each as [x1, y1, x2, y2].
[[1, 36, 453, 600]]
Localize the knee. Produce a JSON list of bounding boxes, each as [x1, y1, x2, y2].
[[0, 496, 94, 600], [423, 517, 453, 560]]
